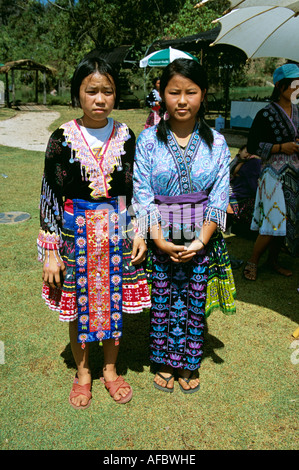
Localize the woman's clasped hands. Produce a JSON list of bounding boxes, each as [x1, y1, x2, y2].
[[156, 238, 205, 264]]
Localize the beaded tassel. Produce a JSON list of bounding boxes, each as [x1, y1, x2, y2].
[[135, 208, 161, 239], [204, 207, 227, 232]]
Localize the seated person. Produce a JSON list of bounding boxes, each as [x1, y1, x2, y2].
[[227, 145, 261, 228]]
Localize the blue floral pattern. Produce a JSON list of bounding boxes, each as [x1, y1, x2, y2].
[[150, 249, 208, 370], [132, 125, 231, 234]]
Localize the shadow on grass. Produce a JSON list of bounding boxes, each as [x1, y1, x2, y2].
[[60, 312, 225, 380], [59, 310, 152, 380]]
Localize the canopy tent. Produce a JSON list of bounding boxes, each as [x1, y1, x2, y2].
[[147, 27, 222, 61], [84, 45, 136, 68], [0, 59, 56, 107]]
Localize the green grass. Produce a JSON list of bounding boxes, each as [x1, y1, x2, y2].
[[0, 108, 298, 451], [0, 108, 17, 121]]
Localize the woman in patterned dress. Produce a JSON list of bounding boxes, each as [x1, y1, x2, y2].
[[132, 59, 236, 394], [244, 63, 299, 281], [144, 77, 162, 129], [38, 54, 150, 408]]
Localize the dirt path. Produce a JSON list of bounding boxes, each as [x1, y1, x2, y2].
[[0, 111, 60, 152]]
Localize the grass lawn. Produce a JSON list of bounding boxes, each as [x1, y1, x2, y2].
[[0, 107, 298, 451], [0, 108, 17, 121]]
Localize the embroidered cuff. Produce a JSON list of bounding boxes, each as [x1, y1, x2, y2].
[[37, 230, 60, 262], [204, 207, 227, 232], [259, 142, 273, 160]]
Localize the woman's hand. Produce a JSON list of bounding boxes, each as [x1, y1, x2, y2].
[[178, 221, 217, 263], [227, 203, 234, 214], [150, 223, 208, 263], [42, 250, 66, 289], [150, 224, 186, 262], [281, 142, 299, 155], [131, 237, 147, 265], [179, 239, 205, 263], [156, 239, 187, 263]]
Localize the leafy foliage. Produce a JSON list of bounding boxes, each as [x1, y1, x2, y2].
[[0, 0, 250, 107], [163, 0, 229, 38]]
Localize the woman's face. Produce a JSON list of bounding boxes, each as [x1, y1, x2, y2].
[[79, 72, 116, 128], [279, 79, 299, 103], [162, 74, 205, 126], [239, 147, 250, 160]]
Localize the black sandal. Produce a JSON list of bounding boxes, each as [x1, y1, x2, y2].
[[178, 373, 200, 394], [153, 372, 174, 393]]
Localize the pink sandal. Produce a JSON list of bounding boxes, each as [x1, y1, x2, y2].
[[68, 377, 92, 410], [100, 375, 133, 404]]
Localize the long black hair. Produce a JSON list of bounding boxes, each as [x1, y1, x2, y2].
[[157, 58, 214, 149], [71, 53, 120, 108]]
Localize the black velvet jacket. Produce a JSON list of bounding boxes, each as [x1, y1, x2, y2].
[[39, 120, 135, 237]]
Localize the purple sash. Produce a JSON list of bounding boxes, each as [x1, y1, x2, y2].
[[155, 191, 209, 244]]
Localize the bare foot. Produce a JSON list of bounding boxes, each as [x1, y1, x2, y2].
[[269, 263, 292, 277]]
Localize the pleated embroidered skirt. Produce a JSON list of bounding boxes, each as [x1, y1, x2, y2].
[[42, 198, 151, 346], [149, 232, 236, 371], [251, 168, 287, 237]]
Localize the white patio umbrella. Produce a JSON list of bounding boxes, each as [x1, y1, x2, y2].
[[139, 47, 197, 68], [195, 1, 299, 14], [208, 5, 299, 62]]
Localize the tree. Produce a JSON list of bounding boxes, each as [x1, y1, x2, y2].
[[163, 0, 230, 38], [63, 0, 186, 52], [0, 0, 244, 100]]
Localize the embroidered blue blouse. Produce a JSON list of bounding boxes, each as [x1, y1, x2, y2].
[[132, 124, 231, 235]]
